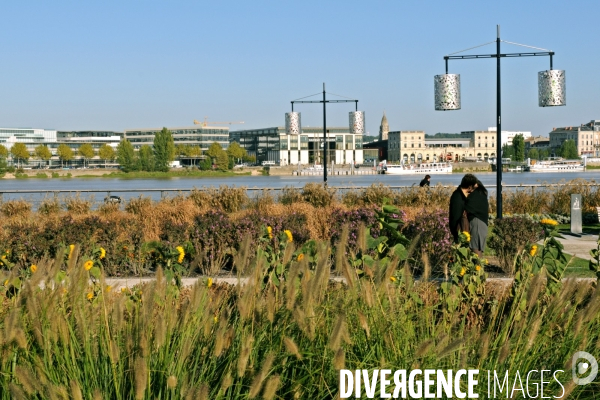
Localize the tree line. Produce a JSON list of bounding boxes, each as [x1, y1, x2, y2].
[[501, 134, 579, 162], [0, 127, 255, 172]]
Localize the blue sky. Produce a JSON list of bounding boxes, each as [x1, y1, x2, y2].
[[0, 0, 597, 137]]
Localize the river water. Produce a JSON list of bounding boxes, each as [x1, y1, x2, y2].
[[2, 171, 600, 206]]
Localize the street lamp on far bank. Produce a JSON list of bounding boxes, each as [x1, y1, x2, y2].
[[434, 25, 566, 219]]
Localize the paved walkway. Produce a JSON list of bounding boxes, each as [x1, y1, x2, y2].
[[554, 233, 599, 261]]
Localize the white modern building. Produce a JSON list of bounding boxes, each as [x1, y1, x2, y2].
[[484, 127, 532, 147], [124, 126, 229, 151], [0, 128, 57, 151]]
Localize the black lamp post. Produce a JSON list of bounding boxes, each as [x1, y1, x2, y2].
[[435, 25, 565, 218], [289, 83, 360, 185]]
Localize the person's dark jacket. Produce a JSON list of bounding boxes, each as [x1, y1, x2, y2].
[[449, 186, 467, 242], [419, 178, 430, 187], [465, 188, 489, 225]]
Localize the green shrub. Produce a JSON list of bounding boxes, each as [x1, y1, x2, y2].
[[488, 216, 544, 274]]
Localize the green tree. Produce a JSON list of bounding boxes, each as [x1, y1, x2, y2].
[[512, 134, 525, 162], [226, 141, 246, 163], [501, 143, 514, 161], [539, 148, 550, 160], [0, 144, 8, 159], [34, 145, 52, 167], [206, 142, 229, 170], [558, 139, 579, 159], [527, 148, 539, 161], [199, 157, 212, 171], [78, 143, 96, 168], [153, 127, 175, 172], [98, 144, 116, 168], [57, 144, 74, 168], [116, 140, 137, 172], [10, 142, 30, 168], [188, 145, 202, 166], [138, 145, 155, 171]]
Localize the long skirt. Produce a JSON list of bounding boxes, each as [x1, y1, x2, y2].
[[470, 217, 488, 252]]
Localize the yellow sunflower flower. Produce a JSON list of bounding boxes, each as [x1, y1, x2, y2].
[[529, 244, 538, 256], [297, 253, 304, 262], [390, 276, 397, 282], [284, 229, 293, 243], [460, 267, 466, 276], [462, 231, 471, 242], [475, 265, 481, 271], [207, 277, 213, 288], [84, 260, 94, 271], [267, 226, 273, 239], [540, 218, 558, 226], [99, 247, 106, 259], [68, 244, 75, 259], [176, 246, 185, 263], [30, 264, 37, 273], [86, 292, 94, 300]]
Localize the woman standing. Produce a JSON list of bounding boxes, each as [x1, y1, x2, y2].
[[465, 179, 489, 257]]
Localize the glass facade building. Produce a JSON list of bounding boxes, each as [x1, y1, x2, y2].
[[230, 126, 364, 165], [124, 126, 229, 151]]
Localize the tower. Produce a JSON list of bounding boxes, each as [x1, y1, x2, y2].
[[379, 112, 389, 141]]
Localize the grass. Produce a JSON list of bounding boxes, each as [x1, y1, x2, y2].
[[101, 170, 250, 179], [1, 238, 600, 398]]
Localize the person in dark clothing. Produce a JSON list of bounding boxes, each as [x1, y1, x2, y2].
[[465, 179, 489, 256], [448, 174, 478, 243], [419, 175, 431, 187]]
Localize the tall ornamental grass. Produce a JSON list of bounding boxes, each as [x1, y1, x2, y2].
[[1, 224, 599, 398]]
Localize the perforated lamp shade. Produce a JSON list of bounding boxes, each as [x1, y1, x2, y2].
[[538, 70, 566, 107], [285, 112, 301, 135], [349, 111, 365, 134], [434, 74, 461, 111]]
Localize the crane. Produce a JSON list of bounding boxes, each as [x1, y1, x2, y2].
[[193, 117, 244, 127]]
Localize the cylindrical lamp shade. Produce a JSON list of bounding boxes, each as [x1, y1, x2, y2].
[[538, 70, 566, 107], [349, 111, 365, 134], [285, 112, 301, 135], [434, 74, 461, 110]]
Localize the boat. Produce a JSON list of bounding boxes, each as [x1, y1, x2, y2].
[[380, 160, 453, 175], [528, 157, 586, 173]]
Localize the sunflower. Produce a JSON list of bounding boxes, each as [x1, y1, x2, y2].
[[529, 244, 538, 256], [267, 226, 273, 239], [284, 230, 293, 243], [207, 277, 213, 288], [297, 253, 305, 262], [30, 264, 37, 273], [462, 231, 471, 242], [68, 244, 75, 259], [460, 267, 466, 276], [176, 246, 185, 263], [540, 218, 558, 226], [99, 247, 106, 259], [86, 292, 94, 300], [84, 260, 94, 271]]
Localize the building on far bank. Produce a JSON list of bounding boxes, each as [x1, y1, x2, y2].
[[230, 126, 363, 165], [387, 130, 496, 163], [549, 120, 600, 157], [124, 126, 229, 151], [524, 136, 550, 154], [54, 131, 123, 152], [0, 127, 57, 152]]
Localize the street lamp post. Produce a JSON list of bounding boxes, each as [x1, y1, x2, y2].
[[289, 83, 360, 185], [435, 25, 566, 218]]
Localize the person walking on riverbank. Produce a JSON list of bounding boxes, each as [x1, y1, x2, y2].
[[465, 179, 489, 257], [449, 174, 478, 243], [419, 175, 431, 187]]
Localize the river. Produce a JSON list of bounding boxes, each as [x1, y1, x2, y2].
[[1, 171, 599, 206]]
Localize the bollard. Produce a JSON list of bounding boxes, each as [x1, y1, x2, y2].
[[571, 194, 582, 236]]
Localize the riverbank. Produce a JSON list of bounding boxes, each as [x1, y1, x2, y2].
[[1, 168, 255, 179]]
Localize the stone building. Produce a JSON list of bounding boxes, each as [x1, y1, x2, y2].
[[549, 120, 600, 156], [379, 112, 389, 141]]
